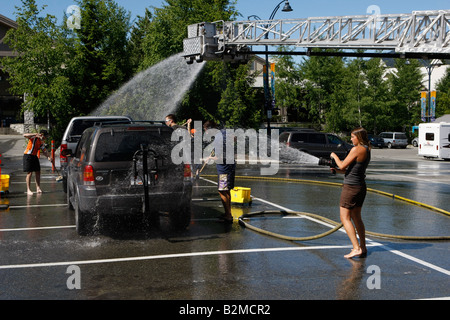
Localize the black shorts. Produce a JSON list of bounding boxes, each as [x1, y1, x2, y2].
[[340, 184, 367, 209], [23, 154, 41, 173]]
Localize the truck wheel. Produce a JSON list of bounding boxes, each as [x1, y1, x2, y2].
[[75, 194, 96, 235], [67, 184, 74, 210]]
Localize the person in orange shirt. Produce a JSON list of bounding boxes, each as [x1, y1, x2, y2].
[[23, 130, 53, 195]]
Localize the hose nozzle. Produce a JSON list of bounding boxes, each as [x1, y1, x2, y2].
[[318, 157, 337, 169]]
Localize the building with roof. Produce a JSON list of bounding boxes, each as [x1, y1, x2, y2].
[[0, 14, 22, 131]]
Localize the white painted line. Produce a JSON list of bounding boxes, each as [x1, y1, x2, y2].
[[9, 204, 67, 209], [2, 176, 448, 278], [201, 177, 450, 277], [254, 198, 450, 277], [381, 247, 450, 276], [0, 244, 381, 270], [11, 181, 61, 184], [200, 177, 218, 185], [0, 225, 75, 232]]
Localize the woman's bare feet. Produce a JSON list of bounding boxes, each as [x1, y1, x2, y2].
[[344, 247, 366, 259]]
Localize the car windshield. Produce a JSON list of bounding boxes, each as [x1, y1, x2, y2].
[[95, 129, 172, 162], [327, 134, 343, 145]]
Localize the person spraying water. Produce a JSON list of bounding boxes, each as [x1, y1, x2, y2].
[[329, 127, 371, 259]]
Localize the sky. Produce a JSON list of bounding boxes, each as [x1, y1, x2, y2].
[[1, 0, 450, 25]]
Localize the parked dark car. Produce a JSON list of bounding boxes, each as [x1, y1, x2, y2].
[[279, 130, 353, 159], [368, 134, 385, 148], [64, 122, 193, 235]]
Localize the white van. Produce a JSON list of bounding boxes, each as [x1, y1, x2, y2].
[[60, 116, 132, 192], [379, 132, 408, 149], [418, 122, 450, 160]]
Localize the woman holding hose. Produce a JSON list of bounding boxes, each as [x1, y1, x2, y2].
[[330, 127, 371, 259]]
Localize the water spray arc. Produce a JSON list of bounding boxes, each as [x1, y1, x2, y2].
[[92, 52, 205, 121]]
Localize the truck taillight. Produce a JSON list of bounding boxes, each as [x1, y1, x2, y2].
[[60, 144, 68, 163], [83, 165, 95, 185], [184, 164, 191, 181]]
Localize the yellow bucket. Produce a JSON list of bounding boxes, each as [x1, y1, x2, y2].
[[231, 187, 252, 204], [0, 174, 10, 192]]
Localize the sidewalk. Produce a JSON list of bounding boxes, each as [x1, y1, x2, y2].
[[0, 134, 60, 176]]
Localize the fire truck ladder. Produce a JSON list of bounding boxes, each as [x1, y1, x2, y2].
[[183, 9, 450, 63]]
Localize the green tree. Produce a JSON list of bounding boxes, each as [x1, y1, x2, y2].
[[128, 8, 153, 73], [138, 0, 238, 70], [299, 49, 347, 129], [436, 66, 450, 115], [387, 59, 423, 130], [134, 0, 264, 128], [69, 0, 132, 115], [360, 57, 392, 133], [3, 0, 75, 137], [216, 62, 261, 128], [274, 47, 306, 122], [338, 57, 367, 130]]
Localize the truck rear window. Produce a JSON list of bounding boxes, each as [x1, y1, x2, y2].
[[95, 130, 171, 162], [71, 119, 131, 136]]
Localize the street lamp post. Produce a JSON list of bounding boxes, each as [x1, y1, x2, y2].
[[249, 1, 293, 135]]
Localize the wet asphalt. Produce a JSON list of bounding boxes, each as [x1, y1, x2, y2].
[[0, 135, 449, 304]]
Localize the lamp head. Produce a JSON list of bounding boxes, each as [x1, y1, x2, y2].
[[282, 1, 293, 12]]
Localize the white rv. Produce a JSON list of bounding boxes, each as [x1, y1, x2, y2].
[[418, 122, 450, 160]]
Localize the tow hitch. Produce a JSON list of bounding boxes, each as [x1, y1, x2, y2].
[[133, 144, 159, 225]]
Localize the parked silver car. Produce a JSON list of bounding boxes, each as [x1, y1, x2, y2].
[[64, 122, 193, 235], [379, 132, 408, 149]]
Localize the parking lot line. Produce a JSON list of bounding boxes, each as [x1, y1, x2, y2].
[[1, 178, 447, 278], [0, 244, 380, 270], [253, 196, 450, 277], [8, 204, 67, 209], [200, 177, 450, 277], [0, 225, 75, 232]]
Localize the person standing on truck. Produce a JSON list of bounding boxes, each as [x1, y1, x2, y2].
[[23, 130, 53, 195], [165, 114, 190, 131], [330, 127, 371, 259]]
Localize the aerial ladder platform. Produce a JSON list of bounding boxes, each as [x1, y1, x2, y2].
[[183, 9, 450, 63]]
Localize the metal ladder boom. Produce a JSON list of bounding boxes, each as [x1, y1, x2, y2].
[[183, 9, 450, 63]]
